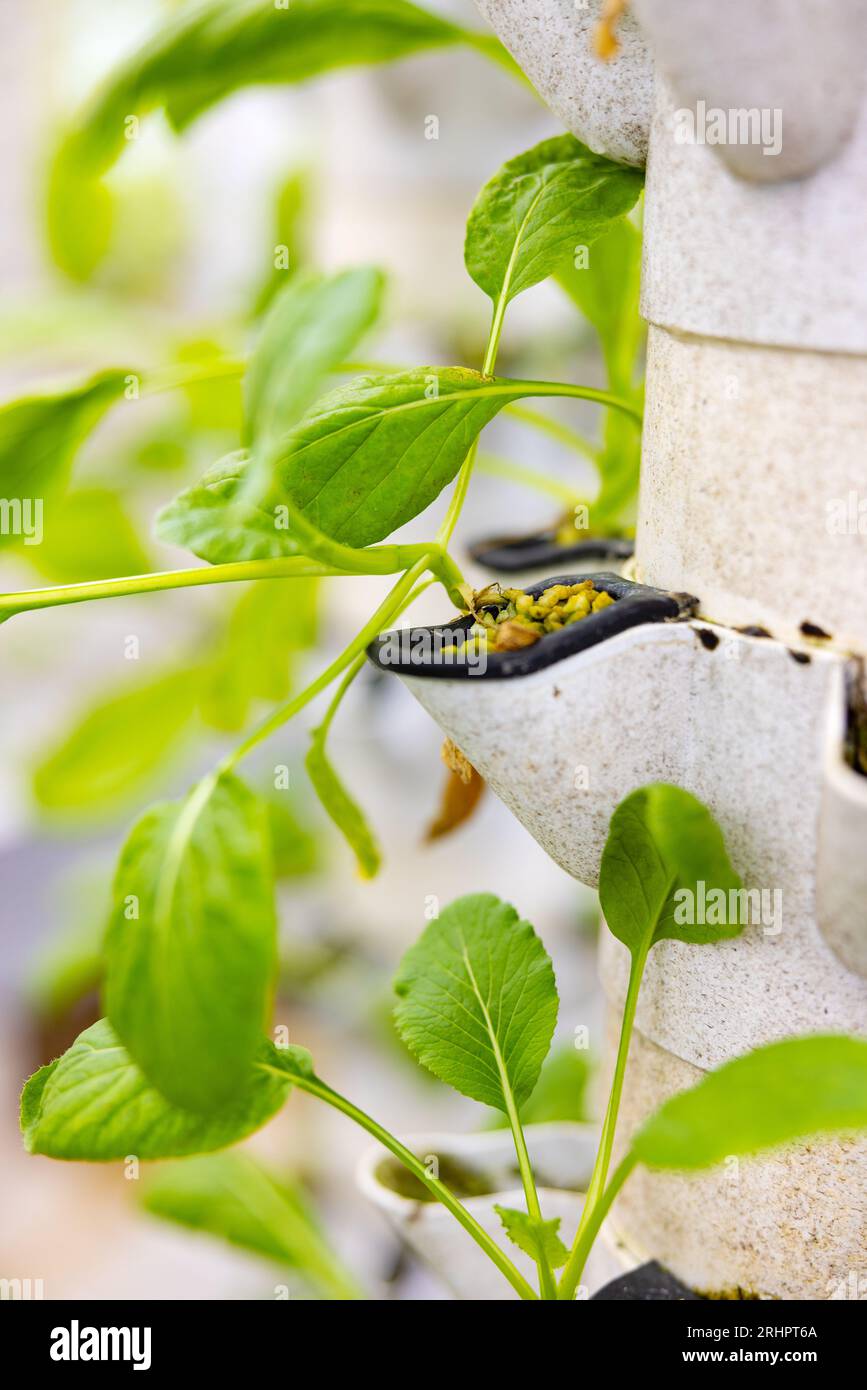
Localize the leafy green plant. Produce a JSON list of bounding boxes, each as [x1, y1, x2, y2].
[[11, 1, 863, 1305], [21, 785, 867, 1299]]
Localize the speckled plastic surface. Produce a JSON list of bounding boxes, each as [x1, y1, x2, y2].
[[605, 1021, 867, 1301], [635, 327, 867, 650], [474, 0, 652, 166], [401, 619, 867, 1067]]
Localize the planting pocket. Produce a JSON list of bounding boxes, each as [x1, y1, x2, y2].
[[367, 572, 696, 681], [469, 530, 633, 577]]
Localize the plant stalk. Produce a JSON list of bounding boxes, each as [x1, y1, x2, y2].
[[279, 1069, 538, 1301], [558, 943, 648, 1299], [0, 544, 462, 622], [559, 1152, 638, 1299], [221, 554, 435, 772]]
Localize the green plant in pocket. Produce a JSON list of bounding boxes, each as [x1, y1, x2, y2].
[[2, 130, 642, 867], [21, 785, 867, 1300]]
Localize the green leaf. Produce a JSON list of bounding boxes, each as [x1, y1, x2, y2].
[[32, 669, 200, 816], [104, 772, 277, 1112], [305, 731, 381, 879], [143, 1152, 359, 1298], [155, 453, 294, 563], [465, 135, 643, 316], [557, 218, 644, 523], [265, 792, 320, 880], [273, 368, 618, 548], [28, 486, 149, 582], [45, 141, 114, 282], [20, 1019, 291, 1161], [487, 1045, 591, 1130], [200, 577, 319, 732], [599, 784, 743, 962], [267, 367, 512, 548], [68, 0, 513, 174], [494, 1206, 569, 1269], [0, 371, 128, 547], [393, 893, 558, 1113], [245, 267, 384, 460], [633, 1035, 867, 1171], [162, 370, 636, 556]]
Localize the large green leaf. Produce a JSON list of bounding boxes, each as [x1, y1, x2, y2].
[[0, 371, 128, 547], [465, 136, 642, 317], [143, 1152, 360, 1298], [267, 368, 509, 546], [33, 668, 201, 816], [244, 267, 384, 460], [20, 1019, 290, 1161], [633, 1035, 867, 1171], [67, 0, 514, 175], [161, 369, 637, 556], [599, 784, 743, 963], [393, 893, 558, 1113], [305, 730, 380, 879], [272, 368, 636, 548], [104, 773, 277, 1112]]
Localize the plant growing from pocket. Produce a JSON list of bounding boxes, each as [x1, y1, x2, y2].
[[9, 0, 866, 1302], [20, 783, 867, 1299]]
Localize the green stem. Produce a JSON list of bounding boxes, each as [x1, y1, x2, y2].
[[0, 559, 346, 619], [0, 544, 459, 622], [505, 1102, 558, 1301], [437, 380, 640, 548], [476, 454, 582, 507], [558, 943, 648, 1300], [508, 380, 641, 422], [558, 1152, 638, 1299], [221, 554, 434, 773], [280, 1069, 538, 1301], [142, 359, 245, 397], [458, 943, 556, 1300], [505, 404, 600, 465], [436, 303, 508, 547]]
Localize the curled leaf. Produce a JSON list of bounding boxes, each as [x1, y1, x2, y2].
[[305, 729, 381, 878]]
